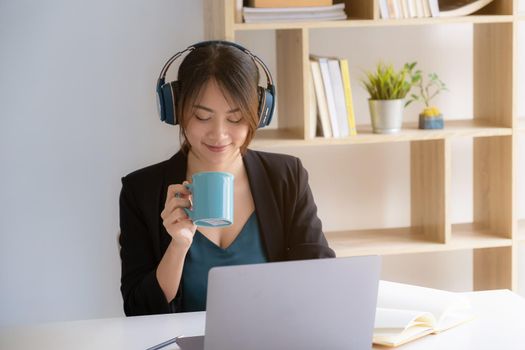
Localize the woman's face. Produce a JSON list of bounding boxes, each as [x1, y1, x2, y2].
[[184, 79, 250, 165]]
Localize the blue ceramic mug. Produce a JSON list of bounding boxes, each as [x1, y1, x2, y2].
[[184, 171, 234, 227]]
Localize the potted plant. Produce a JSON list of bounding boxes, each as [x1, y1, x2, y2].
[[405, 62, 448, 129], [362, 62, 412, 134]]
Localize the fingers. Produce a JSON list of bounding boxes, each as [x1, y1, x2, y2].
[[165, 184, 191, 207], [162, 183, 197, 246], [162, 196, 191, 220], [162, 183, 192, 220]]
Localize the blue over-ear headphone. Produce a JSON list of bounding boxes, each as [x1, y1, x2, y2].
[[156, 40, 276, 128]]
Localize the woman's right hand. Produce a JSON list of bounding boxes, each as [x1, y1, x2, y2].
[[161, 183, 197, 251]]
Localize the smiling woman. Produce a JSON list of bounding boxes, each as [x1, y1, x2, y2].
[[118, 41, 335, 316]]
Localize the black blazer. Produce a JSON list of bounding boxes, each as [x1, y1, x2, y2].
[[119, 149, 335, 316]]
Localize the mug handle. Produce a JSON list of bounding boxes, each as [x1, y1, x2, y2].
[[182, 183, 193, 220]]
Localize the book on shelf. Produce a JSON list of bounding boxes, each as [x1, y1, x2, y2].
[[402, 0, 411, 18], [415, 0, 424, 17], [438, 0, 495, 17], [379, 0, 390, 19], [327, 59, 350, 137], [422, 0, 432, 17], [307, 67, 318, 139], [428, 0, 440, 17], [311, 55, 341, 137], [309, 60, 333, 138], [310, 54, 357, 138], [247, 0, 332, 8], [242, 3, 346, 23], [407, 0, 418, 18], [339, 58, 357, 136], [381, 0, 442, 19], [373, 280, 475, 347]]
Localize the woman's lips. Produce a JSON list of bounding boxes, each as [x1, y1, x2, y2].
[[205, 144, 229, 152]]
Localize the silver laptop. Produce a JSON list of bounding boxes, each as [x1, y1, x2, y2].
[[176, 256, 381, 350]]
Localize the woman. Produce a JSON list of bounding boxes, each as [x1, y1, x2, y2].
[[119, 41, 335, 316]]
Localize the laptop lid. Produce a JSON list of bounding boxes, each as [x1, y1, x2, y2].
[[203, 256, 381, 350]]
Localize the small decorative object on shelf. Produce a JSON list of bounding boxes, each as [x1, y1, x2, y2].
[[361, 62, 412, 134], [405, 62, 448, 130]]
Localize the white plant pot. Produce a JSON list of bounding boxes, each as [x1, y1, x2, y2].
[[368, 99, 405, 134]]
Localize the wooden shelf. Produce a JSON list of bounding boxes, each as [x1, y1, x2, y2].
[[252, 119, 511, 148], [326, 223, 512, 257], [234, 15, 514, 31], [206, 0, 518, 291], [519, 220, 525, 242]]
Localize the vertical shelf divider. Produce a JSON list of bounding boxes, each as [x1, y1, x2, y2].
[[276, 28, 309, 139], [410, 139, 451, 243], [204, 0, 235, 41], [472, 10, 516, 290], [474, 246, 515, 290]]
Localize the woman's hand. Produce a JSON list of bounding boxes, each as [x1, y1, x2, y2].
[[161, 182, 197, 250]]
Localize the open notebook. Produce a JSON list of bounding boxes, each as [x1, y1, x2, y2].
[[373, 280, 475, 347]]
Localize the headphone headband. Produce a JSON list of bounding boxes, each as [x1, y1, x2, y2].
[[158, 40, 274, 89], [155, 40, 276, 128]]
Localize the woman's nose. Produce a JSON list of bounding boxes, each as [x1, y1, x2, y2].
[[208, 118, 228, 139]]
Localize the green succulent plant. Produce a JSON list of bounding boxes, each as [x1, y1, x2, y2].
[[361, 62, 412, 100]]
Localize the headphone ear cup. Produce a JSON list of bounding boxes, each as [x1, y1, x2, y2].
[[257, 86, 275, 128], [160, 81, 179, 125]]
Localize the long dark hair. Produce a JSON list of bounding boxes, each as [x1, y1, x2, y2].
[[176, 43, 260, 154]]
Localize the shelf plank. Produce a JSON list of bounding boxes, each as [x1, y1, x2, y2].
[[234, 15, 514, 31], [326, 223, 512, 257], [251, 119, 512, 148]]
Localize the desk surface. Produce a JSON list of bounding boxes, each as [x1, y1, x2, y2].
[[1, 290, 524, 350]]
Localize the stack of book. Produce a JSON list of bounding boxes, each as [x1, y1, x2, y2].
[[242, 1, 347, 23], [379, 0, 440, 18], [379, 0, 495, 19], [309, 55, 357, 138]]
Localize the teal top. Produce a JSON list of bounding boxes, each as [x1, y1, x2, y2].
[[181, 212, 267, 312]]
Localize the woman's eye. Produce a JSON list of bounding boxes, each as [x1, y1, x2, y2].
[[228, 118, 242, 124], [194, 114, 211, 121]]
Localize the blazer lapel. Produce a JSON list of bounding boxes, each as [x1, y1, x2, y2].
[[243, 150, 285, 261]]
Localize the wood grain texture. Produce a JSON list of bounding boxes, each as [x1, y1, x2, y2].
[[410, 139, 450, 243]]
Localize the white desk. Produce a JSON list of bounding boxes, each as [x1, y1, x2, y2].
[[1, 290, 524, 350]]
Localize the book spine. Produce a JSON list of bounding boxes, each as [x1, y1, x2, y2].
[[386, 0, 397, 19], [307, 68, 318, 139], [339, 59, 357, 136], [378, 0, 390, 19], [415, 0, 424, 18], [428, 0, 440, 17], [408, 0, 417, 18], [422, 0, 431, 17], [400, 0, 409, 18], [248, 0, 333, 7], [309, 60, 333, 138], [318, 58, 340, 138], [327, 59, 349, 137]]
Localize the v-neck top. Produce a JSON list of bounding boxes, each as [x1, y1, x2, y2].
[[180, 211, 268, 312]]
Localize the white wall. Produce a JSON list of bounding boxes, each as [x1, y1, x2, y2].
[[0, 0, 524, 327]]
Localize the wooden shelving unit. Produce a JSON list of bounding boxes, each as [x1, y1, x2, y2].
[[204, 0, 519, 291], [252, 119, 512, 148]]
